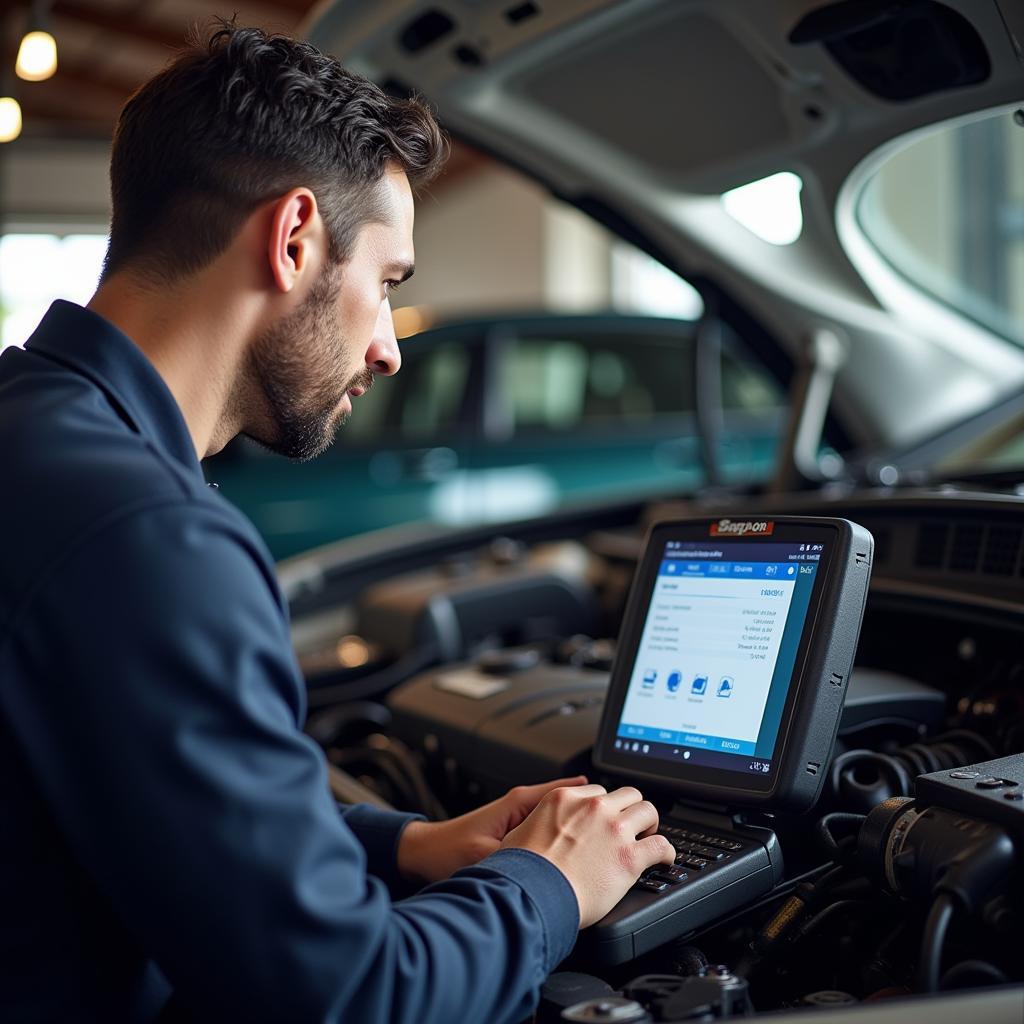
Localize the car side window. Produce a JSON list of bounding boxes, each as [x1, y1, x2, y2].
[[504, 325, 782, 434], [506, 331, 696, 433], [721, 346, 783, 413], [341, 339, 472, 444]]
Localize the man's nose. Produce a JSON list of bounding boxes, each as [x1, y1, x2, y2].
[[366, 300, 401, 376]]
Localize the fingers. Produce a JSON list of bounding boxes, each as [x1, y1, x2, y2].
[[549, 775, 589, 789], [617, 798, 660, 838], [515, 776, 588, 805], [600, 786, 645, 812], [555, 783, 608, 801], [500, 776, 593, 830], [636, 832, 677, 869]]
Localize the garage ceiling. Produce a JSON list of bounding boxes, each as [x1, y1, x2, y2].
[[2, 1, 324, 139], [1, 0, 484, 188]]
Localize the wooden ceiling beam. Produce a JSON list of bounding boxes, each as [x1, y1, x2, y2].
[[49, 65, 140, 102], [46, 0, 310, 50], [246, 0, 316, 15], [4, 60, 139, 105], [18, 91, 119, 138], [49, 1, 186, 51]]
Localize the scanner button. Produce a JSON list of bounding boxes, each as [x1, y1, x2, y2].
[[976, 777, 1012, 789], [950, 770, 980, 779], [1004, 791, 1024, 801], [638, 878, 669, 893], [648, 867, 688, 886], [693, 845, 725, 859]]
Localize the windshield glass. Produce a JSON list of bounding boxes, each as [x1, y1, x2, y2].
[[856, 106, 1024, 347]]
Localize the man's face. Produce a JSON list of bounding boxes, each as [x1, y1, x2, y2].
[[248, 166, 414, 461]]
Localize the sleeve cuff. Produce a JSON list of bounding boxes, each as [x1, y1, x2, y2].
[[338, 804, 425, 892], [470, 848, 580, 970]]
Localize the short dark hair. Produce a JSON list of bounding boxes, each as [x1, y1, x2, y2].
[[103, 21, 447, 283]]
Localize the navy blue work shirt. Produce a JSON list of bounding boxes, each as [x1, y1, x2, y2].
[[0, 300, 578, 1022]]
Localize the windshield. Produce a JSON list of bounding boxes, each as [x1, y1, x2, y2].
[[854, 106, 1024, 482], [857, 106, 1024, 348]]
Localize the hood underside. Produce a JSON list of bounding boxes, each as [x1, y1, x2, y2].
[[305, 0, 1024, 453]]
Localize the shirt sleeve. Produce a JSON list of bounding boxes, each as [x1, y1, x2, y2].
[[3, 500, 579, 1023], [338, 804, 424, 894]]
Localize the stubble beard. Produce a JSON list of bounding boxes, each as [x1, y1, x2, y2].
[[248, 268, 374, 462]]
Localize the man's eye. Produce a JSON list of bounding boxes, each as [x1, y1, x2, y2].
[[385, 279, 402, 294]]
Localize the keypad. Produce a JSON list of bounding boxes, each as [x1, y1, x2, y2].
[[636, 823, 745, 893]]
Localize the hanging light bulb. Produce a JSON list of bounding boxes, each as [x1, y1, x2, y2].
[[16, 29, 58, 83], [0, 96, 23, 143]]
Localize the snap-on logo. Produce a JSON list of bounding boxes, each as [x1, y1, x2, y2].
[[709, 519, 775, 537]]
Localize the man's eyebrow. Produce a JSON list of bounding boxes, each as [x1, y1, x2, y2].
[[389, 261, 415, 283]]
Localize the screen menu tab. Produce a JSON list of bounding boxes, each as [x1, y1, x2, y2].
[[614, 538, 824, 779]]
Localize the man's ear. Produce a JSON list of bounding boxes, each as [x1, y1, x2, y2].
[[267, 188, 321, 293]]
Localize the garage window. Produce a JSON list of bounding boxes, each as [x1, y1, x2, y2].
[[0, 234, 107, 351]]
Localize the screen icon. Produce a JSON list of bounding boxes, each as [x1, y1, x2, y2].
[[764, 564, 777, 576], [642, 744, 650, 754], [667, 670, 682, 693], [787, 566, 796, 575], [632, 741, 640, 752], [615, 739, 622, 749], [716, 676, 734, 698], [667, 562, 677, 573], [642, 668, 657, 688], [691, 674, 708, 696], [682, 750, 691, 760]]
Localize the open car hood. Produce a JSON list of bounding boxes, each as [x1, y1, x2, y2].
[[305, 0, 1024, 455]]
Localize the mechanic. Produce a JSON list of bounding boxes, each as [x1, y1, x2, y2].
[[0, 22, 675, 1024]]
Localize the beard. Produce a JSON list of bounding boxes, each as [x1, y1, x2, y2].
[[246, 267, 374, 462]]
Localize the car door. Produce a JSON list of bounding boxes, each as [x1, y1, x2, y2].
[[204, 322, 483, 559], [455, 314, 783, 522]]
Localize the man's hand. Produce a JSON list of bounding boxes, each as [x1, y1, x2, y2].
[[397, 776, 590, 885], [500, 783, 676, 928]]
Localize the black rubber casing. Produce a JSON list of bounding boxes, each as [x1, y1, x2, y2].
[[592, 516, 873, 814]]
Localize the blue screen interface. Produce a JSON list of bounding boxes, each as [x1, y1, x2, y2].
[[614, 539, 824, 777]]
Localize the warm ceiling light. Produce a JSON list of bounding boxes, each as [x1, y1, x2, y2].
[[0, 97, 23, 143], [16, 30, 58, 82]]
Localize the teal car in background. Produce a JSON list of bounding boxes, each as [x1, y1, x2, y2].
[[203, 312, 785, 560]]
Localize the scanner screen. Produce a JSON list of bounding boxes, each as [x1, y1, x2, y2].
[[613, 538, 825, 779]]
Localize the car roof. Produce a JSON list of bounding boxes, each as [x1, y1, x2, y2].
[[399, 308, 701, 333], [305, 0, 1024, 455]]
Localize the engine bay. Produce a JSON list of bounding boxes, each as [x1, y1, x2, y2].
[[288, 490, 1024, 1021]]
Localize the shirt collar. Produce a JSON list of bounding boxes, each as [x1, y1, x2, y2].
[[25, 299, 201, 477]]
